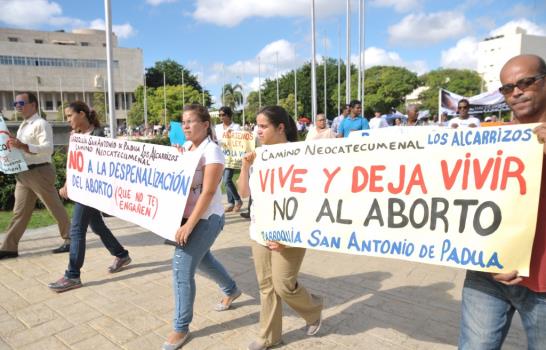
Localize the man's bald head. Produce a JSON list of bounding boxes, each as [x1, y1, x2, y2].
[[499, 54, 546, 123]]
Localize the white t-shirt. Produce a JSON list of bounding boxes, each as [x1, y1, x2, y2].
[[369, 116, 389, 129], [448, 117, 481, 128], [182, 137, 225, 219], [214, 122, 241, 142]]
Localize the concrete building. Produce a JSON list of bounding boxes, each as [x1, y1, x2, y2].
[[0, 27, 143, 124], [477, 27, 546, 92], [404, 86, 429, 107]]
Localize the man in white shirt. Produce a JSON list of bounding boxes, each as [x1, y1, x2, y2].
[[448, 99, 480, 128], [331, 104, 349, 135], [0, 92, 70, 259], [214, 106, 243, 212], [369, 111, 389, 129]]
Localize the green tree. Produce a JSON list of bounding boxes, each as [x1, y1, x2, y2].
[[220, 83, 243, 111], [128, 84, 204, 126], [92, 92, 107, 124], [260, 58, 345, 119], [145, 59, 211, 107], [278, 93, 303, 118], [362, 66, 420, 117], [419, 69, 483, 114], [243, 91, 260, 123]]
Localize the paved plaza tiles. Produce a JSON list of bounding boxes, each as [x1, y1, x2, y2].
[[0, 211, 525, 349]]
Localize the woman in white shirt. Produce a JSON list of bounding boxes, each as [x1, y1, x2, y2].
[[163, 104, 241, 350], [305, 113, 336, 141]]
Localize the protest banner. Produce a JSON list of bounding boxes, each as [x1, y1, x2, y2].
[[440, 88, 510, 115], [0, 115, 28, 174], [220, 130, 255, 169], [249, 124, 543, 275], [66, 134, 201, 240]]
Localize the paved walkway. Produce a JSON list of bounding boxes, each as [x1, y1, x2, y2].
[[0, 210, 525, 349]]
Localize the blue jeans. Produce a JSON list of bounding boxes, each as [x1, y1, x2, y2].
[[172, 214, 238, 332], [65, 202, 128, 279], [459, 270, 546, 350], [223, 168, 241, 206]]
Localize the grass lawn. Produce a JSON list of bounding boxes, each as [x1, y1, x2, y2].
[[0, 203, 75, 233]]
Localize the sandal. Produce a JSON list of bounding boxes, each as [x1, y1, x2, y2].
[[214, 289, 242, 311]]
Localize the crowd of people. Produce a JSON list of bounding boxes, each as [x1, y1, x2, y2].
[[0, 54, 545, 350], [298, 98, 510, 142]]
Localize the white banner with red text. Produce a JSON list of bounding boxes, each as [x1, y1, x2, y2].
[[249, 124, 543, 275]]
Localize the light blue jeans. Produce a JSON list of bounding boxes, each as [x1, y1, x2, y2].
[[459, 270, 546, 350], [172, 214, 238, 333]]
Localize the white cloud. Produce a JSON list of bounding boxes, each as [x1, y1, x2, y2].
[[350, 47, 428, 74], [0, 1, 135, 39], [207, 39, 301, 92], [0, 0, 82, 27], [89, 19, 137, 39], [370, 0, 422, 13], [388, 11, 469, 45], [440, 36, 478, 69], [220, 39, 299, 78], [145, 0, 177, 5], [439, 19, 546, 71], [489, 19, 546, 37], [193, 0, 346, 27]]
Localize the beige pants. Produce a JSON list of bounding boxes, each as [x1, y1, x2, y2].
[[1, 164, 70, 252], [252, 243, 322, 346]]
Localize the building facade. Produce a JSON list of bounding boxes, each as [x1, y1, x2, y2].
[[0, 27, 143, 123], [477, 27, 546, 92]]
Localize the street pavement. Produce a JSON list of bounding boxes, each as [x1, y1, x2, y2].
[[0, 209, 526, 349]]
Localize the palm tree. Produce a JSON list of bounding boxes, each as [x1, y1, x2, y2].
[[221, 83, 244, 111]]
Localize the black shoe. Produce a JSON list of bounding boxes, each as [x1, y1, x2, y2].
[[52, 243, 70, 254], [0, 250, 18, 260], [240, 212, 250, 219]]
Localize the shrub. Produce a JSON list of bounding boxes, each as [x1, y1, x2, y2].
[[0, 147, 67, 211]]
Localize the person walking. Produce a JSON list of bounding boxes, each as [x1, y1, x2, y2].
[[163, 104, 241, 350], [238, 106, 323, 350], [48, 101, 131, 292], [214, 106, 243, 212], [0, 92, 70, 259]]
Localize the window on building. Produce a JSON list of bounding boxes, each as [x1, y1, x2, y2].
[[0, 56, 12, 65], [81, 42, 89, 46], [8, 37, 18, 42], [35, 39, 44, 44], [45, 100, 54, 110]]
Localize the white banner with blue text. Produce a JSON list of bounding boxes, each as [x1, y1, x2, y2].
[[66, 134, 201, 240]]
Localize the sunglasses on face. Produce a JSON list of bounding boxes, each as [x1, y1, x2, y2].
[[218, 113, 226, 117], [458, 105, 469, 110], [13, 101, 25, 107], [499, 73, 546, 95]]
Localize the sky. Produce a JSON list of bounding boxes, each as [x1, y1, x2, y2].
[[0, 0, 545, 107]]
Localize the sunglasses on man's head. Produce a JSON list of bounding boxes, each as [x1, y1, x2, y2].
[[499, 73, 546, 95], [13, 101, 25, 107]]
